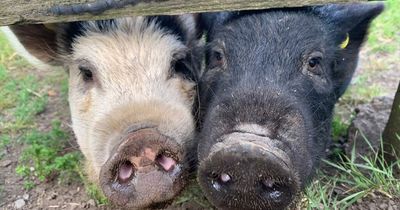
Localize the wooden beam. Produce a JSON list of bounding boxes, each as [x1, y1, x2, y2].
[[0, 0, 363, 26]]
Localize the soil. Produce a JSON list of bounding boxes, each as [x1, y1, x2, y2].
[[0, 46, 399, 210], [358, 49, 400, 98], [0, 68, 100, 210]]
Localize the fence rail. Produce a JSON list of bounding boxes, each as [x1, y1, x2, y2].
[[0, 0, 364, 26]]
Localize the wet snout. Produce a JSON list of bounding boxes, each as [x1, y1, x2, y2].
[[198, 131, 299, 210], [100, 128, 184, 208]]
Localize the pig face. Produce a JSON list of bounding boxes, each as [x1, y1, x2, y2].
[[8, 15, 202, 208], [197, 4, 383, 210]]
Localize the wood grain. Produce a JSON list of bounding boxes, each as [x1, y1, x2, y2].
[[0, 0, 363, 26]]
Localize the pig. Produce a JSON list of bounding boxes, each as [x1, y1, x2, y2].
[[196, 3, 383, 210], [5, 15, 202, 208]]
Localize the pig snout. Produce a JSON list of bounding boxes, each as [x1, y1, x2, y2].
[[100, 127, 184, 208], [198, 131, 299, 210]]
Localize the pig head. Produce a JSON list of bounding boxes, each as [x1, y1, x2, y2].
[[7, 15, 202, 208], [197, 4, 383, 210]]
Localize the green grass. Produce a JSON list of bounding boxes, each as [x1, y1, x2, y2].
[[173, 181, 212, 208], [305, 136, 400, 209], [0, 31, 83, 194], [15, 121, 82, 185], [0, 31, 109, 205], [309, 1, 400, 207], [80, 179, 109, 206], [331, 115, 350, 141], [0, 68, 48, 132], [0, 134, 10, 159], [368, 0, 400, 53]]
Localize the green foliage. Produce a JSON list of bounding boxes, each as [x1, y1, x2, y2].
[[13, 76, 48, 123], [0, 66, 18, 110], [0, 134, 10, 149], [76, 167, 109, 206], [305, 137, 400, 209], [173, 181, 212, 208], [331, 115, 349, 141], [16, 121, 82, 187], [0, 32, 29, 68], [23, 180, 35, 190], [305, 175, 339, 210], [0, 31, 105, 206], [85, 182, 109, 206], [0, 135, 11, 159], [0, 64, 48, 133], [60, 78, 69, 103], [368, 0, 400, 53]]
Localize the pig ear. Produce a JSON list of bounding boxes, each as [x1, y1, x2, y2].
[[198, 12, 236, 38], [177, 14, 204, 43], [314, 3, 383, 98], [315, 3, 384, 49], [8, 24, 61, 66]]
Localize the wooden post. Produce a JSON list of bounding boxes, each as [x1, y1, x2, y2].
[[0, 0, 362, 26], [383, 82, 400, 169]]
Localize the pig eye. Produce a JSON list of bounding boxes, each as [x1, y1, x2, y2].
[[78, 65, 93, 82], [214, 51, 223, 61], [308, 58, 319, 69], [208, 50, 225, 69], [305, 52, 323, 74]]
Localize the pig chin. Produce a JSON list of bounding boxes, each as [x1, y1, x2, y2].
[[82, 102, 194, 208]]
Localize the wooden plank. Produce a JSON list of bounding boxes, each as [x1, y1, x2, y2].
[[0, 0, 363, 26]]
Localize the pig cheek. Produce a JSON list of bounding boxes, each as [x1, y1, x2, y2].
[[83, 89, 93, 110], [68, 80, 101, 182], [283, 112, 313, 181], [68, 78, 93, 154]]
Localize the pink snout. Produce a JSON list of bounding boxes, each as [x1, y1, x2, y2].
[[100, 128, 185, 208]]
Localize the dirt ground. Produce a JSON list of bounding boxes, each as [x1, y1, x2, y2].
[[1, 33, 399, 210], [0, 69, 98, 210]]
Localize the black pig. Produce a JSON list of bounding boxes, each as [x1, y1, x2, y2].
[[196, 4, 383, 210]]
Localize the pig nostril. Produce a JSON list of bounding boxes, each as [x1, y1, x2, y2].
[[155, 152, 177, 172], [261, 179, 284, 203], [117, 160, 134, 183], [220, 173, 231, 183], [210, 172, 232, 191]]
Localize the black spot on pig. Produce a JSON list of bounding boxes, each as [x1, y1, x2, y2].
[[148, 16, 187, 42], [197, 3, 383, 210]]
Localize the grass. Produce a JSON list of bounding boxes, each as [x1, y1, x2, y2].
[[0, 134, 11, 159], [173, 181, 212, 208], [367, 0, 400, 53], [306, 0, 400, 207], [15, 121, 82, 186], [305, 135, 400, 209], [0, 31, 109, 205], [331, 115, 350, 141]]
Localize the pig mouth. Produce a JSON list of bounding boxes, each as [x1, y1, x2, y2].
[[198, 132, 300, 210], [99, 127, 185, 208]]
